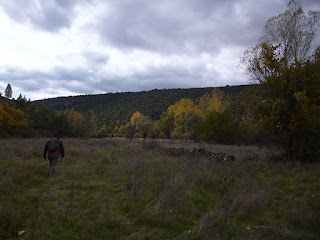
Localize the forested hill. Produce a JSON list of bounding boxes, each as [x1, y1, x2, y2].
[[34, 85, 249, 126]]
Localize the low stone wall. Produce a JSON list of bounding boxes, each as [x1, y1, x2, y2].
[[167, 147, 235, 162]]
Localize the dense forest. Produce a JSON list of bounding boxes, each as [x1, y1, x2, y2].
[[34, 85, 249, 126]]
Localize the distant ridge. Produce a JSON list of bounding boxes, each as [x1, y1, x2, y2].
[[35, 85, 250, 126]]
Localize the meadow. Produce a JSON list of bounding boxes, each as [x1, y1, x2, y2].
[[0, 138, 319, 240]]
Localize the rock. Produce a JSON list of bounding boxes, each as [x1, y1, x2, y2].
[[223, 155, 235, 162], [167, 146, 231, 162]]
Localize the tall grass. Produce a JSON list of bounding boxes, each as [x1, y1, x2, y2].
[[0, 138, 319, 239]]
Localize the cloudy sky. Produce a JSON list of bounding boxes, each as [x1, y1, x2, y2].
[[0, 0, 319, 100]]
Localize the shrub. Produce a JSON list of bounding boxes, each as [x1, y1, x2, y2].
[[198, 111, 239, 144]]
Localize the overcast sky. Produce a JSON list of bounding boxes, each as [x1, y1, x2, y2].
[[0, 0, 319, 100]]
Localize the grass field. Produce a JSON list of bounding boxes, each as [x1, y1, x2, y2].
[[0, 138, 319, 239]]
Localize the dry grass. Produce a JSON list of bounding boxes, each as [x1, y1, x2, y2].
[[0, 137, 319, 239], [197, 209, 224, 239]]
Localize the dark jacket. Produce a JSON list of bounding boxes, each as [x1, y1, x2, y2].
[[43, 138, 65, 158]]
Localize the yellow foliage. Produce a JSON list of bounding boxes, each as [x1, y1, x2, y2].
[[0, 103, 28, 134], [167, 98, 200, 118], [199, 88, 227, 115], [130, 111, 144, 124]]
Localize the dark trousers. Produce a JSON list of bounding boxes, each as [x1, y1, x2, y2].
[[48, 154, 59, 177]]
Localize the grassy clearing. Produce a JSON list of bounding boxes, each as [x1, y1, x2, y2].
[[0, 138, 319, 239]]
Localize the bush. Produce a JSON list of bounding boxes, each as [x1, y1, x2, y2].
[[198, 111, 239, 144]]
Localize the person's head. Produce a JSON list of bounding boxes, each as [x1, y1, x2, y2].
[[53, 132, 60, 139]]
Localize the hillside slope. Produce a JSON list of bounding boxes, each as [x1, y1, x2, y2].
[[35, 85, 249, 126]]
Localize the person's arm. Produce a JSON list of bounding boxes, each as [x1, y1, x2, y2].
[[43, 142, 48, 159], [59, 141, 65, 157]]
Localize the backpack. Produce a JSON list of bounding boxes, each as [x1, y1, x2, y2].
[[48, 137, 59, 152]]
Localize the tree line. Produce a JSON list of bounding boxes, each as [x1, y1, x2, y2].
[[107, 87, 261, 145], [35, 85, 249, 127], [0, 91, 95, 138]]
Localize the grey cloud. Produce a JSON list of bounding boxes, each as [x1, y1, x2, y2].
[[0, 65, 115, 97], [129, 64, 221, 91], [91, 61, 223, 94], [83, 51, 110, 66], [96, 0, 319, 54], [0, 66, 87, 94], [1, 0, 318, 50], [96, 0, 291, 54], [97, 0, 210, 53], [34, 6, 72, 32], [51, 67, 102, 94], [0, 66, 51, 81], [0, 0, 90, 32], [0, 55, 229, 99], [0, 67, 51, 91], [54, 0, 79, 10], [303, 0, 320, 11], [0, 49, 111, 97], [53, 67, 90, 81]]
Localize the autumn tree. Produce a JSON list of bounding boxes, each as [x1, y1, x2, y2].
[[157, 111, 174, 139], [112, 126, 120, 136], [196, 88, 244, 143], [64, 109, 95, 137], [167, 98, 202, 139], [150, 123, 161, 138], [130, 111, 144, 125], [172, 111, 202, 140], [118, 125, 127, 136], [241, 0, 320, 161], [129, 111, 152, 138], [0, 103, 28, 135], [199, 88, 229, 115], [98, 124, 108, 137], [168, 98, 201, 118]]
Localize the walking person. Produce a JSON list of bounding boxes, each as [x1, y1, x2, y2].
[[43, 133, 65, 177]]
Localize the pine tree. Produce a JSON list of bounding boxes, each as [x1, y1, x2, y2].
[[17, 93, 23, 100], [5, 84, 12, 99]]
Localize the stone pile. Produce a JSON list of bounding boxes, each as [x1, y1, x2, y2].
[[167, 147, 232, 162]]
